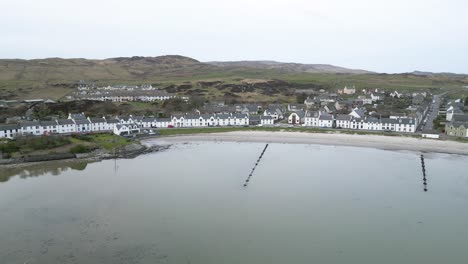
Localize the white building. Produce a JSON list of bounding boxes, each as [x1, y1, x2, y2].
[[304, 111, 320, 127], [288, 111, 305, 125], [113, 124, 141, 136], [264, 107, 284, 120], [335, 114, 352, 128], [20, 121, 44, 136], [318, 114, 334, 127], [40, 121, 58, 134], [0, 124, 21, 139], [89, 117, 110, 132], [57, 119, 76, 134], [74, 119, 92, 133]]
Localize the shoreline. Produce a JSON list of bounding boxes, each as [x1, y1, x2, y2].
[[144, 131, 468, 155], [0, 144, 170, 169]]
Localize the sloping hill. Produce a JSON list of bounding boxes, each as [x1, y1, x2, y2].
[[206, 60, 372, 74], [0, 55, 467, 101], [0, 55, 208, 81]]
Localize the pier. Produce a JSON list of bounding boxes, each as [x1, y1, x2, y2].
[[420, 154, 428, 192], [244, 144, 269, 187]]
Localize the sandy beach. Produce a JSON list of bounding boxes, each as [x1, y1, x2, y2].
[[145, 131, 468, 155]]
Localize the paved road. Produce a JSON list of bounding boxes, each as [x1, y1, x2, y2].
[[420, 94, 443, 131]]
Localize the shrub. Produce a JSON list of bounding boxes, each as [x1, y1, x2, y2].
[[70, 144, 92, 154]]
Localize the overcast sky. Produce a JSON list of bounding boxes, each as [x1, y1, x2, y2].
[[1, 0, 467, 73]]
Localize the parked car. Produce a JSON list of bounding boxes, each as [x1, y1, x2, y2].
[[167, 125, 174, 128]]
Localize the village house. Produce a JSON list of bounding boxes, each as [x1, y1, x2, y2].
[[304, 97, 317, 108], [20, 121, 43, 136], [288, 110, 305, 125], [335, 114, 352, 128], [113, 124, 141, 136], [318, 114, 334, 127], [338, 86, 356, 95], [40, 120, 59, 135], [304, 111, 320, 127], [335, 100, 353, 111], [57, 119, 76, 134], [0, 124, 21, 139], [89, 117, 109, 132], [390, 91, 403, 98], [370, 93, 381, 102], [349, 108, 366, 119], [446, 114, 468, 137], [74, 119, 92, 133], [446, 105, 464, 121], [263, 106, 284, 120], [287, 104, 305, 112], [249, 115, 274, 126], [157, 118, 172, 128]]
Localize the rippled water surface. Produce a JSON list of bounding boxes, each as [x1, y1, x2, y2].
[[1, 142, 467, 264]]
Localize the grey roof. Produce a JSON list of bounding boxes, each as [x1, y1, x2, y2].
[[74, 119, 91, 125], [132, 116, 145, 121], [232, 113, 248, 118], [89, 117, 106, 123], [450, 121, 468, 128], [216, 114, 231, 119], [305, 111, 320, 118], [57, 119, 75, 125], [396, 118, 415, 125], [185, 114, 201, 119], [20, 121, 41, 128], [40, 121, 58, 126], [70, 113, 86, 120], [201, 114, 214, 119], [350, 117, 363, 122], [352, 108, 366, 118], [172, 114, 185, 119], [381, 118, 397, 124], [366, 117, 380, 123], [448, 108, 464, 114], [261, 116, 273, 120], [0, 124, 20, 130], [249, 116, 261, 122], [106, 119, 120, 124], [452, 114, 468, 122], [142, 117, 156, 122], [336, 114, 352, 121], [119, 116, 132, 121], [319, 114, 333, 120], [156, 118, 171, 122], [290, 110, 305, 118]]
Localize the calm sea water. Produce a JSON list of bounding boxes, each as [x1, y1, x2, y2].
[[1, 142, 468, 264]]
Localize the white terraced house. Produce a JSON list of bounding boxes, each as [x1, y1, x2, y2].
[[57, 119, 76, 134], [89, 117, 110, 132], [0, 124, 21, 139], [304, 111, 320, 127], [113, 123, 141, 136], [318, 114, 334, 128], [40, 121, 59, 134], [20, 121, 44, 136], [335, 114, 352, 128], [169, 113, 249, 128]]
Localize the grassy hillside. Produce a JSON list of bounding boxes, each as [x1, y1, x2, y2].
[[1, 55, 467, 101]]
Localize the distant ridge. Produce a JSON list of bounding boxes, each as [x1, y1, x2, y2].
[[206, 60, 373, 74]]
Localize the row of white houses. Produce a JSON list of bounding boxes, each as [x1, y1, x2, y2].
[[0, 113, 274, 139], [288, 110, 417, 132]]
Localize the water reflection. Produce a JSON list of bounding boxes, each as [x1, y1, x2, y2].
[[0, 162, 88, 183]]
